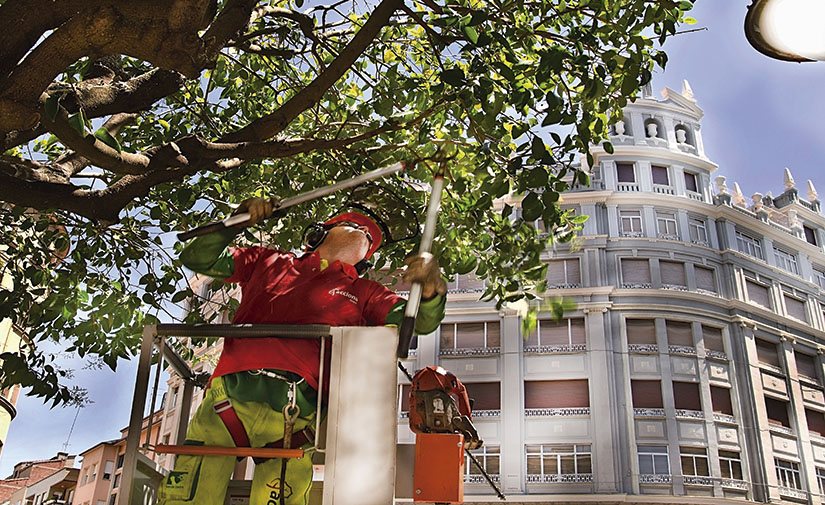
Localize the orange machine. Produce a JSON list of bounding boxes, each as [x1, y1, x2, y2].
[[413, 433, 465, 504]]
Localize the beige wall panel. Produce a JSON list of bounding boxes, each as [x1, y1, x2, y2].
[[475, 420, 500, 441], [630, 355, 660, 375], [802, 385, 825, 407], [812, 443, 825, 463], [524, 354, 587, 377], [671, 356, 699, 378], [635, 419, 667, 439], [439, 357, 499, 376], [707, 361, 730, 382], [771, 433, 799, 456], [716, 425, 740, 446], [761, 372, 788, 397], [678, 421, 706, 441], [524, 418, 590, 439]]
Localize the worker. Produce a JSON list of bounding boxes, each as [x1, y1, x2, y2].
[[159, 196, 447, 505]]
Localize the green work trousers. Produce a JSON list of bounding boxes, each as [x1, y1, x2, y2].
[[158, 375, 317, 505]]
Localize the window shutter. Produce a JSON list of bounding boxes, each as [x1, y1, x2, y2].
[[570, 319, 586, 345], [486, 321, 501, 347], [652, 165, 669, 185], [547, 260, 566, 286], [631, 380, 663, 408], [695, 266, 716, 292], [401, 384, 411, 412], [672, 382, 702, 411], [439, 324, 454, 348], [627, 319, 657, 345], [617, 163, 635, 182], [756, 339, 781, 367], [566, 259, 581, 285], [702, 326, 725, 352], [764, 397, 790, 427], [795, 353, 818, 379], [666, 321, 693, 347], [746, 280, 771, 309], [806, 409, 825, 436], [525, 325, 539, 347], [456, 323, 485, 348], [785, 295, 807, 321], [524, 380, 589, 408], [622, 259, 651, 284], [466, 382, 501, 410], [660, 261, 686, 287], [541, 320, 569, 346], [458, 273, 485, 291], [710, 386, 733, 415]]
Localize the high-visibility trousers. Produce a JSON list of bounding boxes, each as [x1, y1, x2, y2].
[[158, 376, 316, 505]]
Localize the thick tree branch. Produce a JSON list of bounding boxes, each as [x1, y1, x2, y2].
[[202, 0, 262, 56], [222, 0, 403, 143]]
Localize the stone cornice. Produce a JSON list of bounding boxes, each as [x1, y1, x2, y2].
[[592, 145, 718, 172]]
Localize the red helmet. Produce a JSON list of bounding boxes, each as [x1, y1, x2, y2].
[[324, 211, 383, 259]]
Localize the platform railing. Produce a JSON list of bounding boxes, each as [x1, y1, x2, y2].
[[120, 324, 399, 505]]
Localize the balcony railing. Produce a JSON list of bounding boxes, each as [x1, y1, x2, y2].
[[639, 474, 672, 484], [675, 409, 704, 420], [523, 344, 587, 354], [683, 475, 713, 486], [618, 182, 640, 192], [686, 191, 704, 202], [440, 347, 500, 357], [721, 478, 749, 490], [525, 407, 590, 417], [779, 486, 807, 500], [668, 345, 696, 356], [653, 184, 675, 195], [527, 473, 593, 484], [634, 408, 666, 417], [466, 473, 500, 484], [713, 413, 736, 424], [628, 344, 658, 354]]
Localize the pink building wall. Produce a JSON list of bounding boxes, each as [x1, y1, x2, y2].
[[73, 442, 120, 505]]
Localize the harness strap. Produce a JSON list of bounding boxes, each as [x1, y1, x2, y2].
[[213, 398, 251, 448]]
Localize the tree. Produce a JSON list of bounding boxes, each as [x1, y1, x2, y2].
[[0, 0, 694, 405]]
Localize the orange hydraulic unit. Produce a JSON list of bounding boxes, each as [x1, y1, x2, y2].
[[414, 433, 465, 504]]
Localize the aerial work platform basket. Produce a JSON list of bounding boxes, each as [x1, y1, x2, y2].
[[119, 324, 404, 505]]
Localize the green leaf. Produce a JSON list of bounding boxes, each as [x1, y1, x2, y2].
[[67, 111, 87, 137], [44, 95, 60, 121], [439, 68, 466, 87], [531, 136, 547, 160], [93, 128, 122, 153], [521, 192, 542, 221], [463, 25, 479, 45], [683, 16, 697, 24], [603, 141, 614, 154]]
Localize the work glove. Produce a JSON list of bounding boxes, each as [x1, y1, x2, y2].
[[232, 196, 280, 228], [403, 252, 447, 299]]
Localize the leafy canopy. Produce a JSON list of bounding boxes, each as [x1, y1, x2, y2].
[[0, 0, 694, 405]]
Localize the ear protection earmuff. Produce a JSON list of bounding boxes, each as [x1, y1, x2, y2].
[[303, 222, 373, 276]]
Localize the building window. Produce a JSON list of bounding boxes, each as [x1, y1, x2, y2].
[[680, 447, 710, 476], [621, 259, 651, 288], [702, 325, 725, 355], [466, 446, 500, 483], [526, 445, 592, 482], [439, 321, 501, 354], [452, 273, 486, 292], [631, 380, 663, 409], [112, 473, 120, 490], [756, 339, 781, 369], [638, 446, 669, 475], [774, 249, 799, 275], [103, 461, 113, 480], [806, 409, 825, 437], [684, 172, 699, 193], [784, 291, 807, 322], [719, 451, 743, 480], [652, 165, 669, 186], [524, 318, 585, 351], [660, 262, 686, 290], [90, 463, 97, 482], [736, 232, 763, 260], [656, 212, 678, 239], [616, 163, 635, 183], [804, 225, 818, 246], [796, 352, 819, 382], [694, 266, 716, 294], [524, 380, 589, 410], [775, 459, 802, 490], [546, 259, 581, 288], [817, 467, 825, 494], [666, 320, 693, 348], [765, 397, 791, 428], [673, 382, 702, 411], [710, 386, 733, 416], [745, 278, 771, 309], [689, 218, 708, 245], [168, 387, 179, 410], [116, 454, 124, 469], [109, 494, 117, 505], [620, 210, 643, 237], [814, 268, 825, 290], [627, 319, 657, 348], [465, 382, 501, 412]]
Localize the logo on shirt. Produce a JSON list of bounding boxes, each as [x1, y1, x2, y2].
[[329, 288, 359, 304]]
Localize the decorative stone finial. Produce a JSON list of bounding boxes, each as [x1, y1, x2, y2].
[[784, 167, 795, 190], [752, 193, 763, 212], [682, 79, 695, 101], [715, 176, 728, 195], [808, 180, 819, 201], [733, 182, 746, 206], [788, 209, 801, 230], [614, 120, 626, 136]]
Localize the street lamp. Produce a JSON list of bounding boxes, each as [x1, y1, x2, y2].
[[744, 0, 825, 62]]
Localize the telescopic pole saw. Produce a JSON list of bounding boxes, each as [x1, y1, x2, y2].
[[177, 162, 406, 241]]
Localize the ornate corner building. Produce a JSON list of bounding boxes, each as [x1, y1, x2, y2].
[[397, 82, 825, 504], [0, 253, 24, 459]]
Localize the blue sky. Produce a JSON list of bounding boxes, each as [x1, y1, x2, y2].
[[3, 0, 825, 477]]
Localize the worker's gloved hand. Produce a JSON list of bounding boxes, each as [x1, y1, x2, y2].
[[232, 196, 280, 228], [403, 252, 447, 299]]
